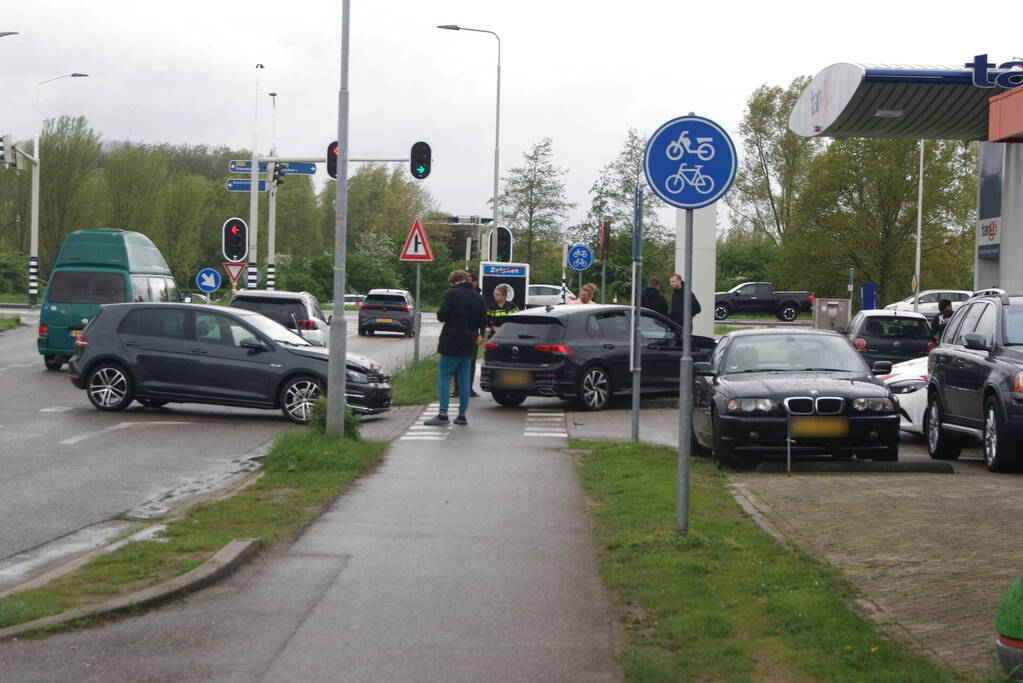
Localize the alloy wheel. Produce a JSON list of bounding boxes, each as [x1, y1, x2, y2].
[[984, 404, 998, 469], [88, 366, 130, 409], [580, 368, 609, 410], [282, 378, 323, 423]]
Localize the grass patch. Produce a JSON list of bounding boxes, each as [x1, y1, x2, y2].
[[573, 440, 956, 682], [390, 354, 440, 405], [0, 431, 387, 632], [0, 293, 29, 304], [0, 315, 20, 332]]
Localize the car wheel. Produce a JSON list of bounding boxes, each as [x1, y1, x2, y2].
[[492, 391, 526, 407], [43, 355, 65, 371], [984, 397, 1017, 472], [778, 303, 799, 322], [711, 410, 737, 468], [280, 376, 324, 424], [714, 303, 730, 321], [576, 366, 610, 411], [925, 393, 961, 460], [137, 398, 168, 408], [86, 363, 134, 411]]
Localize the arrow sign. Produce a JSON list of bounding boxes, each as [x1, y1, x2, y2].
[[226, 179, 267, 192], [399, 216, 434, 262], [195, 268, 222, 293], [229, 160, 267, 174], [278, 161, 317, 175], [223, 262, 246, 283]]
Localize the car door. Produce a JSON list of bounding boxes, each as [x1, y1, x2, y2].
[[730, 283, 759, 314], [117, 307, 191, 395], [186, 310, 273, 402], [638, 312, 682, 391], [958, 302, 996, 425], [693, 336, 729, 444], [942, 303, 985, 421], [586, 311, 631, 391]]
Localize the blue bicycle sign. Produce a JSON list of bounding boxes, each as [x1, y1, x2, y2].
[[567, 244, 593, 271], [644, 115, 736, 209]]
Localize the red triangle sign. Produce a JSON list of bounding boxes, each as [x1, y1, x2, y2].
[[223, 262, 246, 283], [399, 216, 434, 262]]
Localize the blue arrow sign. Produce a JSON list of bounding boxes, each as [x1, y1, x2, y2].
[[229, 160, 267, 173], [643, 115, 736, 209], [567, 244, 593, 271], [226, 179, 267, 192], [195, 267, 222, 293], [278, 161, 317, 175]]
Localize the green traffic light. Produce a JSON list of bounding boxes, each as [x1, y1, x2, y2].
[[415, 165, 426, 175]]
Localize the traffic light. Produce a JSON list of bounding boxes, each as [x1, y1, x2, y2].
[[1, 135, 13, 168], [410, 141, 431, 179], [327, 141, 339, 178], [222, 217, 248, 262], [495, 226, 513, 262], [272, 165, 284, 186]]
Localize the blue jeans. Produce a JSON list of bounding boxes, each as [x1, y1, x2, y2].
[[438, 354, 472, 417]]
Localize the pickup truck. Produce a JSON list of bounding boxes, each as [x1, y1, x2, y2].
[[713, 282, 814, 321]]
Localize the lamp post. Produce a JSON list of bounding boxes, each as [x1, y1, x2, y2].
[[0, 32, 19, 38], [267, 91, 278, 290], [30, 72, 88, 305], [438, 24, 501, 259], [247, 64, 265, 291]]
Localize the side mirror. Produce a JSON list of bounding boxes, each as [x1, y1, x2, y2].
[[963, 333, 989, 351], [240, 337, 267, 353], [693, 361, 714, 376], [871, 360, 892, 375]]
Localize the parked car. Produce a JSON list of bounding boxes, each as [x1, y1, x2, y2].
[[480, 304, 715, 410], [358, 289, 415, 336], [692, 328, 899, 467], [972, 287, 1007, 299], [181, 291, 211, 304], [925, 292, 1023, 471], [67, 303, 390, 423], [713, 282, 814, 321], [842, 309, 935, 364], [883, 289, 971, 317], [229, 290, 330, 347], [880, 355, 929, 435], [526, 284, 577, 307], [343, 294, 366, 306]]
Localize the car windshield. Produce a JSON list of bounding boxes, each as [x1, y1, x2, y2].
[[231, 297, 307, 328], [862, 316, 931, 339], [1004, 309, 1023, 345], [239, 311, 312, 345], [722, 334, 868, 374]]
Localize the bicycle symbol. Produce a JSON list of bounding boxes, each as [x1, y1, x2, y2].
[[664, 163, 715, 195], [665, 130, 715, 162]]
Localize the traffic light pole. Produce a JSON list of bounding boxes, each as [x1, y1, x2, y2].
[[267, 162, 277, 290]]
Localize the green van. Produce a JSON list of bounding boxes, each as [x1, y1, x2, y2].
[[38, 229, 180, 370]]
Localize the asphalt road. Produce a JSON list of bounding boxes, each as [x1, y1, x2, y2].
[[0, 309, 441, 588]]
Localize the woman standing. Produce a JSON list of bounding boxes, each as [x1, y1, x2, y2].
[[486, 283, 520, 338]]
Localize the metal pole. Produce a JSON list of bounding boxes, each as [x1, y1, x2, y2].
[[913, 139, 924, 313], [414, 262, 422, 362], [326, 1, 350, 435], [677, 208, 694, 534], [631, 187, 643, 442], [492, 35, 501, 262], [561, 244, 567, 304], [267, 162, 277, 290], [247, 64, 264, 290]]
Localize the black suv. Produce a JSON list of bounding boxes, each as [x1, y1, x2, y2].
[[67, 303, 391, 423], [358, 289, 415, 336], [925, 293, 1023, 471]]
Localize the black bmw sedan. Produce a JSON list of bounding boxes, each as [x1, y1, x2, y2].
[[480, 304, 715, 410], [67, 303, 391, 423], [692, 328, 899, 467]]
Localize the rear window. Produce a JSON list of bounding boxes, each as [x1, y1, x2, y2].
[[231, 297, 306, 328], [492, 318, 565, 341], [47, 271, 125, 304], [364, 295, 408, 306], [861, 317, 931, 339]]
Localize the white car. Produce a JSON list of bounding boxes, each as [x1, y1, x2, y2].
[[527, 284, 577, 307], [881, 355, 929, 435], [883, 289, 971, 317]]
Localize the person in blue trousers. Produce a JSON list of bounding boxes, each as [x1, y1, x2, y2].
[[425, 269, 487, 426]]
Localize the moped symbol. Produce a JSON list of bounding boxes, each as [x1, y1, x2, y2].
[[665, 163, 715, 195], [665, 130, 715, 162]]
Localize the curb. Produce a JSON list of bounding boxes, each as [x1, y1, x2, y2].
[[0, 538, 260, 641], [755, 460, 955, 474]]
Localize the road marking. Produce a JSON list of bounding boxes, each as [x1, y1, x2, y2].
[[0, 361, 43, 372], [524, 408, 568, 438], [40, 406, 73, 413], [59, 420, 191, 446]]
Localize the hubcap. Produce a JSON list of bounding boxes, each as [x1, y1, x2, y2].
[[985, 406, 997, 466], [583, 371, 608, 408], [284, 380, 321, 421], [927, 401, 940, 451], [89, 367, 127, 408]]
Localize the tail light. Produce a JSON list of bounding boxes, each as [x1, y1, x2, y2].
[[926, 341, 937, 352], [38, 324, 48, 338], [400, 306, 410, 312], [808, 294, 815, 304], [74, 332, 88, 348], [298, 319, 316, 330], [484, 342, 497, 350], [536, 344, 573, 355], [853, 337, 867, 351]]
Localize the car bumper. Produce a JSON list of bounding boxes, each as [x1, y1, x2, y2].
[[346, 382, 392, 415], [359, 316, 410, 332], [480, 364, 576, 399], [716, 413, 900, 456]]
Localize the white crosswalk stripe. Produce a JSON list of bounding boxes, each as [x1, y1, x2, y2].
[[524, 408, 568, 438], [398, 402, 461, 441]]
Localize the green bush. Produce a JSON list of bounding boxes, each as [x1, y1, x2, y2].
[[997, 575, 1023, 639], [307, 397, 361, 440]]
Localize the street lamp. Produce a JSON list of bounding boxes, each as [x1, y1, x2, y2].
[[438, 24, 501, 259], [29, 72, 88, 305], [268, 91, 278, 290], [0, 32, 19, 38]]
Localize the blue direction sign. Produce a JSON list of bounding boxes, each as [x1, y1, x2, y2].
[[195, 267, 222, 293], [643, 115, 736, 209], [226, 179, 267, 192], [229, 160, 267, 174], [278, 161, 316, 175], [567, 244, 593, 271]]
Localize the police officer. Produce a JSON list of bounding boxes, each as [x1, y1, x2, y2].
[[486, 283, 519, 338]]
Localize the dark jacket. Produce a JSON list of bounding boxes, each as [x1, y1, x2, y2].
[[669, 284, 701, 325], [931, 309, 954, 340], [437, 281, 487, 356], [486, 300, 519, 338], [640, 287, 668, 316]]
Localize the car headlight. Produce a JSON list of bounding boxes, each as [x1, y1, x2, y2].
[[851, 397, 895, 412], [888, 379, 926, 395], [346, 370, 368, 383], [726, 398, 777, 413]]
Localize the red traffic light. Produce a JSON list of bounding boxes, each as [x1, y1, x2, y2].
[[327, 141, 339, 178], [230, 226, 240, 235], [222, 217, 248, 262]]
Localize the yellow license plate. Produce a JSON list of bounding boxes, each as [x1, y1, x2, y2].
[[499, 370, 531, 388], [70, 329, 81, 337], [790, 416, 848, 438], [376, 318, 393, 323]]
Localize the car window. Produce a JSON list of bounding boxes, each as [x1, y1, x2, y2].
[[847, 312, 863, 334], [1005, 309, 1023, 345], [363, 295, 408, 306], [131, 275, 151, 301], [492, 318, 565, 341], [148, 277, 170, 302], [710, 336, 730, 371], [919, 292, 938, 304], [736, 284, 757, 296], [48, 271, 126, 304], [972, 303, 996, 345], [194, 312, 258, 347], [239, 312, 311, 345], [231, 297, 307, 327], [952, 303, 985, 344], [863, 316, 931, 339], [119, 308, 187, 339], [723, 335, 867, 374], [638, 314, 676, 341], [592, 311, 629, 338], [950, 292, 970, 302], [941, 304, 970, 344]]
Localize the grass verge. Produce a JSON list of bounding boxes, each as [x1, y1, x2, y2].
[[0, 431, 387, 632], [391, 354, 440, 404], [572, 439, 956, 682], [0, 293, 29, 304], [0, 316, 20, 332]]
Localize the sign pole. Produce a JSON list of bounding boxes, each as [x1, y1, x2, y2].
[[677, 208, 694, 534], [630, 186, 643, 442], [414, 262, 422, 362]]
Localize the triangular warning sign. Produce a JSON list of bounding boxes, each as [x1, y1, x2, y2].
[[399, 216, 435, 262], [223, 262, 246, 283]]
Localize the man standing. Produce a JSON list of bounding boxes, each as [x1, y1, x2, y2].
[[426, 270, 487, 426], [669, 273, 701, 327], [640, 276, 668, 316], [931, 298, 954, 342]]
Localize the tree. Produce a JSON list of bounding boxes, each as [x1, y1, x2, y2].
[[586, 128, 667, 241], [346, 164, 435, 244], [496, 138, 575, 264], [103, 143, 170, 231], [726, 77, 822, 246]]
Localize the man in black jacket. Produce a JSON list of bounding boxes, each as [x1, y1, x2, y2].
[[425, 269, 487, 426], [640, 276, 668, 316], [668, 273, 701, 327]]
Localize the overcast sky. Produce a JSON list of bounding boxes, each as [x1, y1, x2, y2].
[[2, 1, 1019, 229]]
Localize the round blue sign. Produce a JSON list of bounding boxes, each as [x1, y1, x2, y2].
[[643, 115, 736, 209], [567, 244, 593, 271], [195, 267, 222, 293]]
